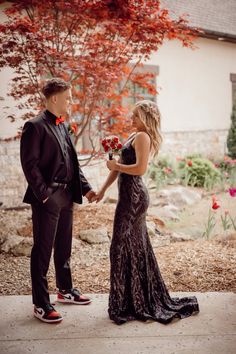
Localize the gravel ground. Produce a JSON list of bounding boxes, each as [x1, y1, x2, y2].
[[0, 201, 236, 296]]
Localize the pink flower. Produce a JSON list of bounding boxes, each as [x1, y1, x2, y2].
[[229, 188, 236, 197], [163, 167, 172, 174]]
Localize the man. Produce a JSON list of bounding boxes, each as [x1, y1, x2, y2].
[[20, 78, 96, 323]]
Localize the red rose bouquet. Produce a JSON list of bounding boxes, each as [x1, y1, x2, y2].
[[101, 136, 123, 160]]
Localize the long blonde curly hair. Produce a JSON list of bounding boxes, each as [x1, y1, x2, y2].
[[134, 100, 162, 154]]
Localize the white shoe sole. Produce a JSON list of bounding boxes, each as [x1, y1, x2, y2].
[[34, 312, 63, 323], [57, 298, 91, 305]]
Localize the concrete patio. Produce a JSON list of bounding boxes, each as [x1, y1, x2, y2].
[[0, 292, 236, 354]]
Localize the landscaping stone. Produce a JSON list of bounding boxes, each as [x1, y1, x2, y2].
[[77, 227, 109, 244]]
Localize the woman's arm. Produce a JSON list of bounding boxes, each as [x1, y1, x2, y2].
[[101, 170, 119, 191], [95, 160, 120, 202], [107, 132, 150, 176]]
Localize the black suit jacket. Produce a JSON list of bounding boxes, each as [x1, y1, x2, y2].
[[20, 110, 92, 204]]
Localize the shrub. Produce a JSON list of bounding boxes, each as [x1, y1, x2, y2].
[[178, 157, 221, 188], [227, 104, 236, 159], [147, 156, 176, 190]]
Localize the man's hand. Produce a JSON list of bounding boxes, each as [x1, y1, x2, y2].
[[85, 190, 97, 203]]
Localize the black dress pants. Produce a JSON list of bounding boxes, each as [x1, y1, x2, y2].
[[31, 187, 73, 307]]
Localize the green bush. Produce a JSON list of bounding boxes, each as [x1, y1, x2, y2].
[[178, 157, 221, 188], [227, 104, 236, 159], [147, 156, 176, 190]]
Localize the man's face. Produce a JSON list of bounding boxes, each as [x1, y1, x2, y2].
[[54, 89, 73, 116]]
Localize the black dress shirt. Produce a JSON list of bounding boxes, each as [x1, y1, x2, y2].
[[45, 110, 74, 183]]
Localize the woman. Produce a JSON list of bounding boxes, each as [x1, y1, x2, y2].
[[96, 100, 199, 325]]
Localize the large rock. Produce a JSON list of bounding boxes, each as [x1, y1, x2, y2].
[[146, 221, 171, 247], [157, 186, 202, 208], [0, 234, 7, 246], [146, 221, 157, 237], [0, 234, 32, 256], [78, 227, 109, 244], [11, 237, 32, 256], [169, 231, 195, 242], [148, 204, 180, 221], [104, 196, 118, 204], [215, 231, 236, 242]]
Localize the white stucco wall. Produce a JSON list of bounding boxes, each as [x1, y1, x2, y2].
[[147, 37, 236, 132]]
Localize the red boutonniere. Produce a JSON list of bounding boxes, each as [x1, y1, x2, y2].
[[68, 122, 78, 135]]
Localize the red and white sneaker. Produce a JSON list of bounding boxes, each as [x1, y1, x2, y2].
[[34, 303, 63, 323], [57, 288, 91, 305]]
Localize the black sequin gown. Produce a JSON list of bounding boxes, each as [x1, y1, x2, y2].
[[108, 136, 199, 325]]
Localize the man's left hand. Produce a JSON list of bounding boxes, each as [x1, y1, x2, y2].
[[85, 190, 97, 203]]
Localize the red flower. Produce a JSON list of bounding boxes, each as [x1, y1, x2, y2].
[[101, 136, 122, 155], [70, 122, 78, 134], [187, 160, 193, 167], [102, 139, 107, 147], [212, 202, 220, 210], [113, 137, 119, 143], [212, 195, 220, 210]]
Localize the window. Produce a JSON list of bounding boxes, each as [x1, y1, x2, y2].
[[124, 64, 159, 107]]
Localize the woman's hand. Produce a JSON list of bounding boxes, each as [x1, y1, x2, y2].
[[93, 189, 105, 203], [107, 158, 118, 171]]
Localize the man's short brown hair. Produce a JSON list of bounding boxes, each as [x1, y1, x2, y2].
[[42, 78, 71, 98]]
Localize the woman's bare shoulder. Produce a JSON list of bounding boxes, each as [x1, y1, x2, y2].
[[135, 131, 151, 143]]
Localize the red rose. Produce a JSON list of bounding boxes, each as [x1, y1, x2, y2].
[[110, 142, 116, 149], [117, 143, 122, 149], [104, 145, 109, 152], [102, 139, 107, 147], [113, 137, 119, 143]]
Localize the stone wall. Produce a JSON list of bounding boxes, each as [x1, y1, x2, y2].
[[160, 129, 228, 158], [0, 129, 228, 207], [0, 140, 27, 208]]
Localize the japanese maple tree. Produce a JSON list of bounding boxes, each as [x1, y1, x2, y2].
[[0, 0, 197, 152]]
